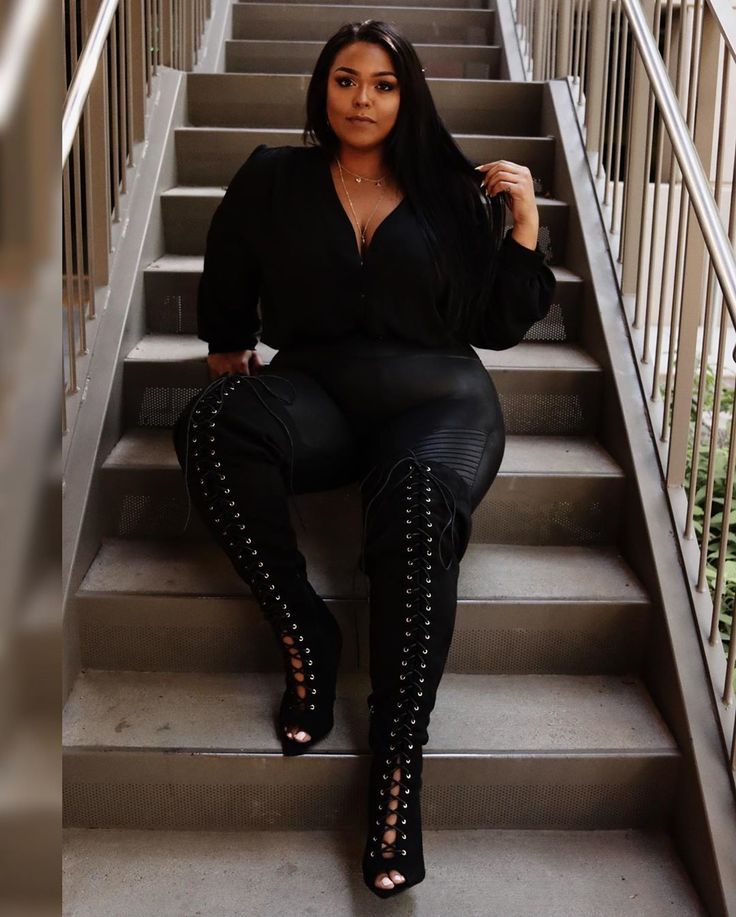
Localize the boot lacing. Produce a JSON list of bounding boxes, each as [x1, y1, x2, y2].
[[365, 458, 458, 861], [183, 373, 314, 715]]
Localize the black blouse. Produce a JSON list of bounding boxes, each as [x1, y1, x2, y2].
[[197, 143, 557, 354]]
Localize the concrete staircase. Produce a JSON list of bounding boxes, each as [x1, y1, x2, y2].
[[62, 1, 710, 913]]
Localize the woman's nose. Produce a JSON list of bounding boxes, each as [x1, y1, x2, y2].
[[354, 84, 371, 105]]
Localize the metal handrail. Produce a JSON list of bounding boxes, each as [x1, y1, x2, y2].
[[62, 0, 119, 167], [620, 0, 736, 343], [0, 0, 49, 129]]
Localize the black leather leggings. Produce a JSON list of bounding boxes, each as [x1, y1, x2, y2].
[[199, 332, 507, 511]]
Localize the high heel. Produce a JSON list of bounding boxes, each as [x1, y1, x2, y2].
[[362, 723, 426, 897], [276, 592, 342, 756]]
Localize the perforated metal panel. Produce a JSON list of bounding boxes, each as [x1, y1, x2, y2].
[[63, 777, 670, 830], [79, 623, 257, 672], [472, 498, 607, 545], [64, 781, 355, 830], [497, 393, 592, 435], [137, 386, 201, 427], [79, 617, 638, 675], [147, 294, 187, 334], [537, 223, 555, 265], [524, 301, 572, 342], [447, 627, 614, 674], [422, 782, 657, 829], [110, 487, 613, 544]]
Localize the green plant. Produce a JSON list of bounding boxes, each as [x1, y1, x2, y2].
[[686, 370, 735, 684]]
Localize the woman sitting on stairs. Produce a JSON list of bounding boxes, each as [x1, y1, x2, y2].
[[173, 18, 556, 899]]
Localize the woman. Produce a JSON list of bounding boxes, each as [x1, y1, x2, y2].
[[173, 20, 556, 899]]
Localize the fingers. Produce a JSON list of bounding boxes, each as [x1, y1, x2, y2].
[[474, 161, 530, 193], [206, 350, 256, 380]]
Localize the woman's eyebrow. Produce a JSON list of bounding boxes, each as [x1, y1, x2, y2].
[[334, 66, 397, 77]]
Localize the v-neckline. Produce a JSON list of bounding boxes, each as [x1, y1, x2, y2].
[[317, 146, 407, 264]]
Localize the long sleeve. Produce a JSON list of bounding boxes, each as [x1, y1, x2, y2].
[[466, 227, 557, 350], [197, 143, 270, 354]]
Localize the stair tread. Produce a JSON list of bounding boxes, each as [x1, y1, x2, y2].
[[62, 669, 676, 753], [62, 825, 706, 916], [161, 184, 568, 208], [126, 334, 601, 371], [145, 253, 581, 282], [226, 37, 499, 48], [233, 1, 493, 11], [104, 428, 624, 476], [174, 125, 554, 140], [78, 539, 648, 602]]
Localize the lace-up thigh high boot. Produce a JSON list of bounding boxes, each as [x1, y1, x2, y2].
[[172, 373, 346, 756], [358, 454, 473, 897]]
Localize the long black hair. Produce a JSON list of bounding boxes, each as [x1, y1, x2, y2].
[[302, 19, 507, 340]]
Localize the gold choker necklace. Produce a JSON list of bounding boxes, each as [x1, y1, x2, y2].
[[336, 158, 386, 186]]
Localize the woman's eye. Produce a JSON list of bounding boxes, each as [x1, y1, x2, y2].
[[334, 77, 396, 91]]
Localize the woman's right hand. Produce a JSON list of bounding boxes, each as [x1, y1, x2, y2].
[[206, 349, 264, 381]]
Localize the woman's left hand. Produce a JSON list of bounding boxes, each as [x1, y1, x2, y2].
[[474, 160, 538, 229]]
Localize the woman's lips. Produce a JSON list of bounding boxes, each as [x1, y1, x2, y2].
[[347, 117, 375, 124]]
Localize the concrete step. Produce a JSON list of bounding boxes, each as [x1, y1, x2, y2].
[[63, 669, 678, 830], [101, 429, 625, 545], [187, 73, 547, 135], [225, 38, 501, 78], [145, 254, 579, 344], [74, 538, 650, 674], [159, 183, 567, 261], [173, 128, 557, 192], [231, 3, 496, 44], [63, 825, 707, 916], [123, 335, 602, 435]]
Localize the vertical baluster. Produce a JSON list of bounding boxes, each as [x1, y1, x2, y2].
[[153, 0, 159, 75], [118, 3, 128, 194], [584, 0, 606, 161], [145, 0, 153, 96], [626, 0, 661, 324], [644, 1, 671, 368], [603, 0, 621, 208], [659, 0, 696, 442], [595, 0, 612, 179], [71, 132, 88, 354], [63, 165, 78, 395], [109, 20, 120, 222], [611, 15, 628, 238], [124, 0, 135, 169], [82, 92, 97, 320], [577, 0, 588, 105], [555, 0, 572, 81]]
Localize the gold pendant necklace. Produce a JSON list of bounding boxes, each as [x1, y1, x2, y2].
[[336, 158, 388, 253]]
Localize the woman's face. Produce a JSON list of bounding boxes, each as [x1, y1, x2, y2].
[[325, 41, 401, 153]]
